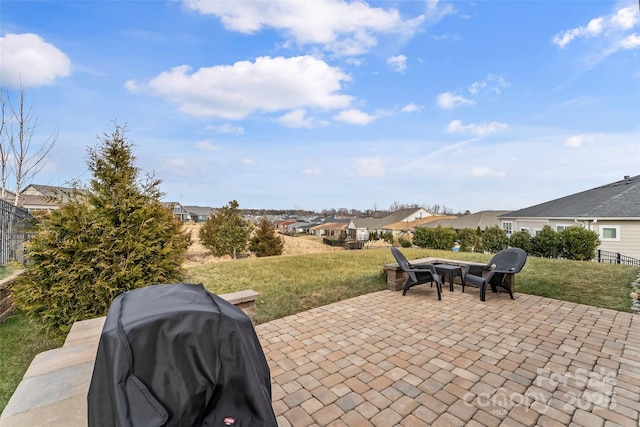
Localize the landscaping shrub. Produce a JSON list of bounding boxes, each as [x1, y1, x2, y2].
[[249, 217, 284, 257], [12, 125, 190, 332], [482, 225, 508, 253], [509, 230, 532, 253], [380, 231, 394, 245], [531, 225, 561, 258], [559, 226, 600, 261], [457, 228, 482, 252], [413, 226, 456, 250], [399, 238, 412, 248]]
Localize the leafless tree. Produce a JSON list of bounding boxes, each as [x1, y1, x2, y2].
[[0, 88, 9, 200], [0, 86, 57, 205]]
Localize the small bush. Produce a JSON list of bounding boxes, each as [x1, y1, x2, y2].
[[399, 238, 412, 248], [482, 225, 508, 253], [413, 226, 456, 250], [509, 230, 532, 253], [249, 217, 284, 257], [381, 231, 394, 245], [559, 226, 600, 261], [457, 228, 482, 252], [531, 225, 561, 258]]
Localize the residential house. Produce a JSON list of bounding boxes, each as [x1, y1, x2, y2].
[[347, 208, 435, 241], [417, 211, 511, 232], [385, 216, 458, 241], [183, 206, 215, 222], [161, 202, 191, 221], [8, 184, 87, 213], [310, 221, 348, 238], [499, 175, 640, 259], [274, 219, 297, 232], [287, 221, 311, 234]]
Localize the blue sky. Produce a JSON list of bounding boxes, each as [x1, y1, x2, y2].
[[1, 0, 639, 213]]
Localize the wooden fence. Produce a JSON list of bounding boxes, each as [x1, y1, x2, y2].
[[0, 199, 34, 266]]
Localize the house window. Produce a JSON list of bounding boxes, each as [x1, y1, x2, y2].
[[502, 222, 512, 235], [532, 228, 542, 236], [600, 225, 620, 241], [556, 224, 572, 232], [520, 227, 530, 233]]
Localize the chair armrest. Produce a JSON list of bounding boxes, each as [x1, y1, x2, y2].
[[492, 267, 516, 274], [408, 263, 437, 275], [465, 264, 485, 276]]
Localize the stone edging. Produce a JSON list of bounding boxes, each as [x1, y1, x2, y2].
[[631, 270, 640, 314], [0, 270, 24, 323]]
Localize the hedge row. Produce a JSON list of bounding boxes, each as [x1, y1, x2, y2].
[[413, 225, 600, 261]]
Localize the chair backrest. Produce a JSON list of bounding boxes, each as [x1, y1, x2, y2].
[[489, 248, 527, 273], [390, 247, 411, 271]]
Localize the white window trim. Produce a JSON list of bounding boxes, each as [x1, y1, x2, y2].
[[599, 225, 620, 242], [556, 224, 572, 232]]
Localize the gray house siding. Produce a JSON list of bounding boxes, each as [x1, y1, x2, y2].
[[500, 175, 640, 260]]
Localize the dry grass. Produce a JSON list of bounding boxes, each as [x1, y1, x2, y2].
[[186, 247, 638, 323], [1, 241, 637, 413]]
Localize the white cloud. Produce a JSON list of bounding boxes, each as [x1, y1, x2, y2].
[[618, 33, 640, 50], [610, 5, 640, 30], [553, 4, 640, 48], [436, 92, 475, 109], [242, 158, 255, 166], [387, 54, 407, 72], [354, 157, 385, 177], [210, 123, 244, 135], [333, 108, 378, 125], [469, 74, 510, 95], [0, 33, 71, 87], [183, 0, 425, 55], [278, 109, 321, 128], [195, 140, 221, 151], [446, 120, 507, 136], [565, 134, 598, 148], [345, 57, 366, 66], [554, 18, 604, 48], [470, 166, 506, 178], [128, 56, 353, 119], [401, 103, 421, 113], [468, 81, 486, 95], [303, 166, 322, 175]]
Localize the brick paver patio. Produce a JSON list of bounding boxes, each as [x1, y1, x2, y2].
[[2, 285, 639, 426], [257, 286, 640, 427]]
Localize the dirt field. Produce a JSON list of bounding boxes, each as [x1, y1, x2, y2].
[[182, 223, 344, 267]]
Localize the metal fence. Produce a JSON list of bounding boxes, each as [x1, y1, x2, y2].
[[0, 198, 35, 266], [595, 249, 640, 266]]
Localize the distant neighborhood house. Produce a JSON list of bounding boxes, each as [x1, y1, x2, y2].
[[9, 184, 87, 213], [347, 208, 437, 241], [417, 211, 511, 232], [499, 175, 640, 259]]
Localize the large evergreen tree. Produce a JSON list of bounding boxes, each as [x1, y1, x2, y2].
[[249, 217, 284, 257], [13, 125, 190, 331], [199, 200, 251, 259]]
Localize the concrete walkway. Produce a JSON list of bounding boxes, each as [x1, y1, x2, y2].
[[2, 285, 639, 426]]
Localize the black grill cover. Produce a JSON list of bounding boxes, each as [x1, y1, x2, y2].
[[87, 283, 277, 427]]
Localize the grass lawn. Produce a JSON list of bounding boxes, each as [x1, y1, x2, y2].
[[0, 248, 638, 412], [0, 265, 20, 281], [0, 312, 65, 413]]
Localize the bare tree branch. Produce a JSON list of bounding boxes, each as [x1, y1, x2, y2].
[[0, 85, 57, 205]]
